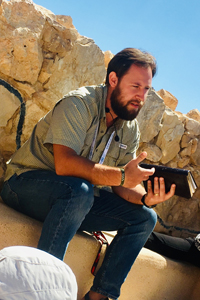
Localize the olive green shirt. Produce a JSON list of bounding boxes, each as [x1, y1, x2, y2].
[[5, 84, 140, 182]]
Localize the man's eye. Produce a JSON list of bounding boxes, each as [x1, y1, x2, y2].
[[133, 85, 139, 88]]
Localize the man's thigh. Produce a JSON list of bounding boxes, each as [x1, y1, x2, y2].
[[1, 170, 91, 222], [79, 187, 150, 232]]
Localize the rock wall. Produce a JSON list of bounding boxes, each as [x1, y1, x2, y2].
[[0, 0, 106, 163], [137, 90, 200, 237], [0, 0, 199, 237]]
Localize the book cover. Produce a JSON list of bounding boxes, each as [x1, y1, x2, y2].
[[140, 163, 197, 199]]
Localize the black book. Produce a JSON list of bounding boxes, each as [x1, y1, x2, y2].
[[140, 163, 197, 199]]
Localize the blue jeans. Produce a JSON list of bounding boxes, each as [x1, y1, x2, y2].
[[1, 170, 157, 300]]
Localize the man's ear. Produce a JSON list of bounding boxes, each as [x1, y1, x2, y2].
[[109, 72, 118, 88]]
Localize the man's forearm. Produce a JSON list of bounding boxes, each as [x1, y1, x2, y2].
[[54, 145, 122, 186], [112, 184, 146, 205], [53, 144, 155, 189]]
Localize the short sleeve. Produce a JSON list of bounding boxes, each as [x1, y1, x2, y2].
[[44, 96, 92, 154]]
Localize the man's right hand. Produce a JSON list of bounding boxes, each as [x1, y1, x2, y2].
[[54, 145, 154, 188], [123, 152, 155, 188]]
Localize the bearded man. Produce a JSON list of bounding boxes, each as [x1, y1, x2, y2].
[[1, 48, 175, 300]]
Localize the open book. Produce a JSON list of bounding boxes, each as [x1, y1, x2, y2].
[[140, 163, 197, 199]]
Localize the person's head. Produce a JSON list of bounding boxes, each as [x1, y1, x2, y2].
[[105, 48, 157, 85], [106, 48, 156, 121]]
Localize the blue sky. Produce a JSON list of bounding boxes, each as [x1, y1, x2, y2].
[[34, 0, 200, 114]]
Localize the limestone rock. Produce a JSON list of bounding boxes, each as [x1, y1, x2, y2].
[[179, 138, 198, 158], [0, 0, 44, 84], [138, 143, 162, 162], [42, 38, 106, 97], [156, 108, 184, 164], [56, 15, 76, 29], [155, 196, 200, 238], [137, 89, 165, 143], [22, 101, 45, 143], [181, 132, 197, 148], [0, 128, 17, 160], [104, 50, 114, 68], [190, 140, 200, 167], [177, 157, 190, 169], [185, 117, 200, 136], [0, 83, 21, 127], [0, 0, 106, 159], [175, 111, 187, 123], [186, 109, 200, 122], [156, 89, 178, 111]]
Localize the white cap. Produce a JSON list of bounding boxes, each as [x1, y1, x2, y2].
[[0, 246, 77, 300]]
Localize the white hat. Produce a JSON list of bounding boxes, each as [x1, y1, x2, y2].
[[0, 246, 77, 300]]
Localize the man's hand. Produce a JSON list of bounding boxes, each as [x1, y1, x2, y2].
[[144, 177, 176, 207], [54, 145, 157, 189], [123, 152, 155, 188]]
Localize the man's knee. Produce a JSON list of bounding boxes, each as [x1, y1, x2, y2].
[[76, 180, 94, 212], [144, 207, 157, 233], [57, 178, 94, 213], [72, 179, 94, 204]]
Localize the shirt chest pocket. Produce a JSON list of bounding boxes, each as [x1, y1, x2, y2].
[[103, 141, 128, 167]]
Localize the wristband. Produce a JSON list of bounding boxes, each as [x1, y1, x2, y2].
[[120, 168, 125, 186], [141, 195, 157, 208]]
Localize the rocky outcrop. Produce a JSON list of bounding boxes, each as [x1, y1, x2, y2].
[[0, 0, 199, 238], [137, 90, 200, 237], [156, 89, 178, 111], [0, 0, 106, 162]]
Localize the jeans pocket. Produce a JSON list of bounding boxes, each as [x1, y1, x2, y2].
[[0, 180, 20, 210]]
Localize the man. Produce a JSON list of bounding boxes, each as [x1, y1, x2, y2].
[[1, 48, 175, 300]]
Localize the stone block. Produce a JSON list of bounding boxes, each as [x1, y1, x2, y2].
[[121, 247, 200, 300], [137, 90, 165, 143], [156, 89, 178, 111]]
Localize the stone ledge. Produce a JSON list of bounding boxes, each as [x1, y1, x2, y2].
[[0, 200, 200, 300], [122, 248, 200, 300], [0, 200, 99, 299]]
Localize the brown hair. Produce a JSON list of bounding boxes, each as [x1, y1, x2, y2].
[[105, 48, 157, 85]]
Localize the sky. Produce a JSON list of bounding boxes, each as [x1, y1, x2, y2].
[[34, 0, 200, 114]]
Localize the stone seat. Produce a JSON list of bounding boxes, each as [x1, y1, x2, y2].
[[0, 200, 199, 300]]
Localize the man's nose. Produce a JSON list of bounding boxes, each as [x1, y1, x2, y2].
[[135, 90, 146, 101]]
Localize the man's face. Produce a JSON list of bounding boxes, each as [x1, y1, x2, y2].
[[110, 64, 152, 120]]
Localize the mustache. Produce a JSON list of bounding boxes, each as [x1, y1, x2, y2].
[[126, 99, 144, 106]]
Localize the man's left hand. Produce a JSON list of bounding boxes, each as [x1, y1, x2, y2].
[[144, 177, 176, 207]]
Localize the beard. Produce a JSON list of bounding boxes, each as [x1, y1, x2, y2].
[[110, 84, 143, 120]]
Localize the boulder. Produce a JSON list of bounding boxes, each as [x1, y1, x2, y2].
[[155, 108, 184, 164], [186, 109, 200, 122], [137, 89, 165, 143], [156, 88, 178, 111]]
